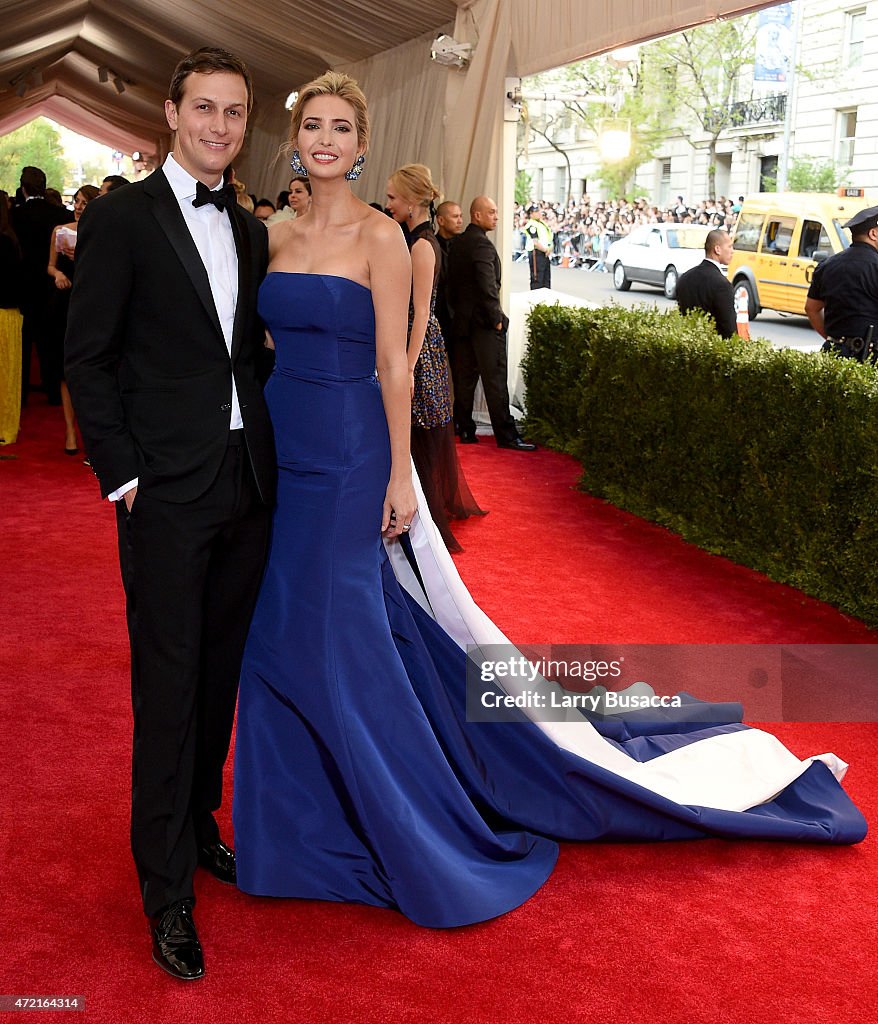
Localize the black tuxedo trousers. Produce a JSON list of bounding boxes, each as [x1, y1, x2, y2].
[[117, 439, 270, 916], [452, 326, 518, 445]]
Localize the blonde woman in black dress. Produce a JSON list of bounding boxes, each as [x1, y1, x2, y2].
[[386, 163, 485, 552]]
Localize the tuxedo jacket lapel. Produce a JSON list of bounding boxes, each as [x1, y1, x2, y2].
[[227, 203, 252, 363], [144, 169, 224, 341]]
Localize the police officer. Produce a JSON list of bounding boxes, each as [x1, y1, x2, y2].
[[524, 204, 553, 289], [805, 205, 878, 361]]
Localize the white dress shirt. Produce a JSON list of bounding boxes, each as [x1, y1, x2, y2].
[[109, 154, 242, 502]]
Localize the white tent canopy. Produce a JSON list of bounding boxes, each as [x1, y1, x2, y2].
[[0, 0, 773, 206]]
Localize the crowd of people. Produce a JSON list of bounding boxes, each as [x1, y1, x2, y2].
[[0, 169, 130, 449], [513, 193, 743, 268]]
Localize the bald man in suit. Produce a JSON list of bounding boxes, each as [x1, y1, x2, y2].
[[675, 229, 737, 339], [446, 196, 535, 450]]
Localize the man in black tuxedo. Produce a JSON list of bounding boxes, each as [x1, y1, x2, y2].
[[446, 195, 535, 450], [675, 229, 737, 338], [11, 166, 73, 404], [65, 47, 275, 982], [434, 200, 462, 370]]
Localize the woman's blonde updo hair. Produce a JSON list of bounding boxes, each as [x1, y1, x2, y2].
[[389, 164, 441, 210], [288, 70, 370, 153]]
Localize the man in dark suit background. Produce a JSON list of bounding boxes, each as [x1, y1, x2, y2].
[[675, 229, 737, 338], [446, 195, 535, 450], [434, 200, 462, 344], [11, 166, 73, 404], [65, 47, 275, 981]]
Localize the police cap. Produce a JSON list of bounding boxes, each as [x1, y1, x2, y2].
[[843, 205, 878, 232]]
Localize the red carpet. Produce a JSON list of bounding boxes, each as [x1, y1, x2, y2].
[[2, 401, 877, 1023]]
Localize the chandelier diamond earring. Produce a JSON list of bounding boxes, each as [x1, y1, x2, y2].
[[290, 150, 308, 176], [345, 154, 365, 181]]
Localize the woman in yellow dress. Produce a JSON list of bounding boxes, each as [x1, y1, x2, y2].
[[0, 190, 23, 445]]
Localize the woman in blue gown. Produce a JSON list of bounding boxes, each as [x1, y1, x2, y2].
[[233, 72, 866, 930]]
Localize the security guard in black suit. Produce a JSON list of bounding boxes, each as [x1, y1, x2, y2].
[[447, 195, 536, 450], [675, 229, 737, 338], [805, 205, 878, 361]]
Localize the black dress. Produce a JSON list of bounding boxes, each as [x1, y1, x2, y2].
[[406, 221, 485, 551], [45, 248, 76, 385]]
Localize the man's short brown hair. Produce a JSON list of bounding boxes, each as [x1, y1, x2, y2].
[[168, 47, 254, 114]]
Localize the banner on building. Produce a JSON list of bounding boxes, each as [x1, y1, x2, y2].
[[754, 2, 793, 83]]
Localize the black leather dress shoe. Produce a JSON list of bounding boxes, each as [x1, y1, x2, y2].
[[198, 839, 236, 884], [497, 437, 537, 451], [459, 433, 479, 444], [149, 899, 204, 981]]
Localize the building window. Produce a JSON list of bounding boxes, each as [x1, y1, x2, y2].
[[658, 159, 671, 206], [837, 109, 858, 165], [556, 166, 567, 204], [759, 155, 778, 193], [846, 9, 866, 68]]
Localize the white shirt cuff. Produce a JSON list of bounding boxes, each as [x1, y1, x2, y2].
[[108, 478, 138, 502]]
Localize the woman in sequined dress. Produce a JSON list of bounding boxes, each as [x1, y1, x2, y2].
[[386, 163, 485, 551]]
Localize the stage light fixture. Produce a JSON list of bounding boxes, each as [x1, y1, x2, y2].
[[98, 66, 109, 83], [430, 35, 473, 68], [113, 76, 125, 94]]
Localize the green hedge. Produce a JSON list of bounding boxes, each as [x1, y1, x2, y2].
[[522, 303, 878, 628]]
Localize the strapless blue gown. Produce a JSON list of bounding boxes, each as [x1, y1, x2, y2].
[[234, 274, 557, 926], [233, 273, 865, 928]]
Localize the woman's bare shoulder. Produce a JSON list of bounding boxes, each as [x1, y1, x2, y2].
[[360, 204, 405, 246], [267, 217, 298, 259]]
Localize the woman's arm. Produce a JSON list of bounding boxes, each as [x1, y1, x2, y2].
[[263, 221, 296, 350], [48, 226, 71, 290], [406, 237, 435, 391], [369, 214, 417, 537]]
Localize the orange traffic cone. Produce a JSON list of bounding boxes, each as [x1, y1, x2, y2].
[[735, 290, 750, 341]]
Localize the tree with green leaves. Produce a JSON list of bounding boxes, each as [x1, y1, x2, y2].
[[647, 18, 758, 199], [594, 87, 663, 200], [520, 53, 663, 203], [515, 169, 533, 206], [0, 118, 72, 196], [785, 156, 848, 193]]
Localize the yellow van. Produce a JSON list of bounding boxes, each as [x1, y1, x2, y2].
[[728, 192, 876, 318]]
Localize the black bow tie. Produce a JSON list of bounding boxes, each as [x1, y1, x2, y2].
[[192, 180, 237, 211]]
